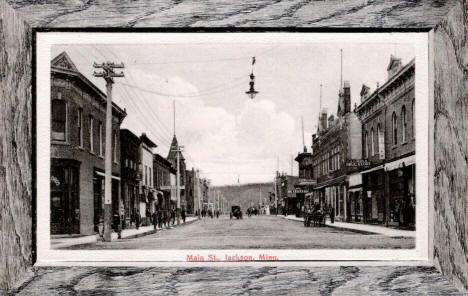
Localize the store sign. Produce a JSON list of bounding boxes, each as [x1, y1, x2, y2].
[[367, 190, 372, 198], [346, 159, 372, 168], [294, 188, 310, 194], [378, 133, 385, 160], [298, 178, 317, 184]]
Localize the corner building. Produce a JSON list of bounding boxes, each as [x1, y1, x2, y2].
[[356, 56, 415, 228], [50, 52, 126, 235]]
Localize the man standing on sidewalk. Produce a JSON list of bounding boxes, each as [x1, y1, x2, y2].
[[181, 208, 186, 223], [329, 206, 335, 224], [152, 209, 158, 231]]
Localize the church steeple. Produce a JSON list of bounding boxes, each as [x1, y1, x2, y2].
[[167, 135, 185, 166]]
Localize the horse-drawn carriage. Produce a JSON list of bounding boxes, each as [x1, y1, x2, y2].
[[230, 205, 243, 219], [304, 208, 325, 227]]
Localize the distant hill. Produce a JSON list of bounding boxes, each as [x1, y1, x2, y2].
[[213, 182, 274, 211]]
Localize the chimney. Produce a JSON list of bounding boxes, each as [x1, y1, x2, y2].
[[319, 108, 328, 132]]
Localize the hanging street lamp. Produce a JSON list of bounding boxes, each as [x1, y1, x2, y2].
[[246, 56, 259, 99]]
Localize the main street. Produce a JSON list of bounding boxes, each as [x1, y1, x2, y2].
[[66, 215, 414, 250]]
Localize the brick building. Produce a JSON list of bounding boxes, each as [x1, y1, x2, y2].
[[50, 52, 126, 235], [294, 149, 314, 214], [120, 129, 141, 228], [185, 168, 196, 214], [311, 81, 362, 221], [153, 153, 176, 213], [356, 56, 415, 228], [139, 133, 156, 225]]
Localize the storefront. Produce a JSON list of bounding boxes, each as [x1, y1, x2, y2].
[[360, 165, 385, 224], [50, 159, 81, 235], [348, 173, 363, 222], [93, 170, 121, 232], [385, 155, 415, 228]]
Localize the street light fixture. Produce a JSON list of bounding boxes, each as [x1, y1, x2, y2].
[[246, 73, 259, 99]]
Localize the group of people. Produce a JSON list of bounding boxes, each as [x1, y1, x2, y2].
[[109, 208, 188, 240], [150, 208, 186, 231], [303, 203, 336, 223], [196, 209, 220, 219]]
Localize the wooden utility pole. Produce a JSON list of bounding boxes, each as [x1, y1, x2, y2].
[[93, 61, 124, 242]]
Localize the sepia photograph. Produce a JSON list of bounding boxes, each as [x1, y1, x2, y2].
[[36, 32, 429, 262]]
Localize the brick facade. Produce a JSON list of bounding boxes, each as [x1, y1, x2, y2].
[[50, 52, 126, 235]]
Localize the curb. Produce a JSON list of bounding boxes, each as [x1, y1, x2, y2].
[[279, 216, 380, 235], [120, 218, 199, 240]]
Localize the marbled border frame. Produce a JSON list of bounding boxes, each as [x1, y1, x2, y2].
[[0, 0, 466, 293]]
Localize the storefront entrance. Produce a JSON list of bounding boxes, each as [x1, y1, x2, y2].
[[50, 160, 80, 235]]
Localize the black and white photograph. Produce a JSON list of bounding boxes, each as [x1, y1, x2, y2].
[[1, 0, 467, 293], [35, 33, 429, 262]]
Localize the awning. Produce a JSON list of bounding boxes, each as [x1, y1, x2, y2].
[[348, 173, 362, 187], [360, 164, 384, 175], [95, 171, 121, 181], [348, 187, 362, 193], [385, 155, 415, 171]]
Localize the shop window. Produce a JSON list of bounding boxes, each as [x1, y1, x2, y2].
[[51, 99, 67, 141]]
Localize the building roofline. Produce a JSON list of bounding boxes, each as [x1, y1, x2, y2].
[[51, 56, 127, 119]]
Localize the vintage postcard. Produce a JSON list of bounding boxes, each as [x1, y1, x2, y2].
[[35, 32, 429, 264]]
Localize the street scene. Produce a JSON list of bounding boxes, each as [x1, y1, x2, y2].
[[49, 37, 416, 250]]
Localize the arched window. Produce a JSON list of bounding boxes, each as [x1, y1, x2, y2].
[[364, 130, 369, 158], [401, 106, 407, 143], [392, 112, 398, 145], [412, 99, 415, 139], [377, 123, 382, 158], [51, 99, 66, 141], [371, 127, 375, 156]]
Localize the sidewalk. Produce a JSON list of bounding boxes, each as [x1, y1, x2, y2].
[[51, 216, 199, 249], [279, 215, 415, 238]]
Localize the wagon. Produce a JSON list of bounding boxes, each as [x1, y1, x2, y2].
[[230, 205, 243, 219]]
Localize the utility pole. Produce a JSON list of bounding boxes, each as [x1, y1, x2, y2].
[[275, 156, 279, 215], [93, 61, 124, 242], [197, 170, 201, 218]]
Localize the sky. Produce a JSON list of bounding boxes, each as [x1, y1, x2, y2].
[[52, 38, 414, 186]]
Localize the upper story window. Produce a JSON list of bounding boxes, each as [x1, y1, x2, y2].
[[89, 116, 94, 153], [113, 130, 118, 163], [392, 112, 398, 145], [98, 122, 103, 156], [401, 106, 407, 143], [51, 99, 67, 141], [371, 127, 375, 156], [364, 130, 369, 158], [78, 108, 83, 147]]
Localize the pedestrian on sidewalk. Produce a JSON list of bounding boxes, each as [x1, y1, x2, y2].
[[329, 206, 335, 224], [158, 209, 163, 229], [135, 210, 141, 230], [113, 211, 122, 239], [181, 209, 186, 223], [152, 210, 158, 231]]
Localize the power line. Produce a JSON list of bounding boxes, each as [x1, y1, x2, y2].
[[120, 78, 247, 99]]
